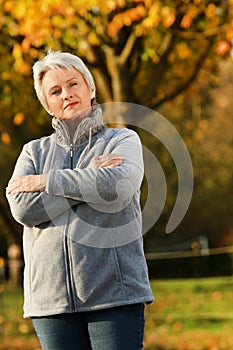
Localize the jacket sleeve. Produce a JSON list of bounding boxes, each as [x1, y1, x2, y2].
[[46, 129, 144, 206], [6, 144, 79, 227]]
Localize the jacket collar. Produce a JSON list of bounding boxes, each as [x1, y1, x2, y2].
[[52, 106, 105, 146]]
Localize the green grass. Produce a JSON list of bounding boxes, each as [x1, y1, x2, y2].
[[0, 284, 40, 350], [1, 276, 233, 349], [144, 277, 233, 350]]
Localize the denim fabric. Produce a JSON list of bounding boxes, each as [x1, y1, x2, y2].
[[32, 303, 145, 350]]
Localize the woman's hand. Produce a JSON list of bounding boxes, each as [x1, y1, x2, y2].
[[6, 174, 48, 195], [6, 154, 123, 194], [87, 154, 124, 168]]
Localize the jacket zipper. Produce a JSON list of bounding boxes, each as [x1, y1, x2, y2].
[[64, 143, 75, 312], [70, 143, 74, 169]]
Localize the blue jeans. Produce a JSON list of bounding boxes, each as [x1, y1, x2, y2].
[[32, 303, 145, 350]]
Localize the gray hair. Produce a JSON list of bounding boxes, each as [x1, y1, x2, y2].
[[33, 50, 95, 112]]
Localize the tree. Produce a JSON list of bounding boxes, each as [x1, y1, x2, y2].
[[0, 0, 233, 244], [1, 1, 233, 110], [152, 59, 233, 249]]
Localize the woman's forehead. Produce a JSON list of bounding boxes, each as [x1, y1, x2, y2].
[[42, 67, 85, 87]]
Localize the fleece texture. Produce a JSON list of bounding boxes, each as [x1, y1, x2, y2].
[[6, 108, 154, 318]]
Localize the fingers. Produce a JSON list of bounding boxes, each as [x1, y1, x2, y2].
[[99, 159, 123, 168], [6, 175, 42, 194], [88, 154, 124, 168], [98, 154, 124, 168], [6, 177, 25, 195]]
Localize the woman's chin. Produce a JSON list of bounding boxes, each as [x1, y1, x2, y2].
[[62, 108, 91, 121]]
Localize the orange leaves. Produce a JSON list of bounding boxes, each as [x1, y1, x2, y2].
[[205, 3, 217, 18], [13, 113, 25, 126], [198, 119, 209, 132], [138, 3, 159, 34], [1, 0, 232, 88], [4, 0, 26, 20], [180, 5, 199, 29], [21, 38, 31, 52], [180, 14, 193, 29], [106, 0, 126, 11], [87, 32, 100, 45], [107, 5, 145, 37], [161, 6, 175, 28], [107, 3, 176, 38], [180, 3, 218, 30], [177, 43, 192, 59], [1, 132, 11, 145], [3, 0, 231, 58], [12, 44, 31, 74], [226, 25, 233, 41], [4, 1, 53, 48], [215, 41, 231, 56]]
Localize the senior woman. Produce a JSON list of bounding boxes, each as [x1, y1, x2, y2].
[[6, 50, 153, 350]]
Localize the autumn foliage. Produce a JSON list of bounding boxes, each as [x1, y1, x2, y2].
[[0, 0, 233, 247], [1, 0, 233, 104]]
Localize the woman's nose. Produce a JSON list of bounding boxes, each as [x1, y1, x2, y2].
[[61, 88, 72, 100]]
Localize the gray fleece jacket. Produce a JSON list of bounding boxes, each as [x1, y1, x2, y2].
[[6, 107, 154, 318]]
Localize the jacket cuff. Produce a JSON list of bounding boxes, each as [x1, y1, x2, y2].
[[46, 169, 62, 196]]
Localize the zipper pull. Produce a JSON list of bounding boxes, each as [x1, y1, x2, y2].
[[70, 144, 74, 169]]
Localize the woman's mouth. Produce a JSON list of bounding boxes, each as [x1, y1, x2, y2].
[[64, 102, 79, 110]]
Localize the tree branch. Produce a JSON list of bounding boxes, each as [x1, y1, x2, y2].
[[143, 30, 175, 106], [151, 39, 215, 109], [92, 67, 113, 102], [174, 23, 232, 40], [102, 45, 122, 101], [118, 31, 137, 66]]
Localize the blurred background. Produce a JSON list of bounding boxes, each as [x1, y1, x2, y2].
[[0, 1, 233, 349]]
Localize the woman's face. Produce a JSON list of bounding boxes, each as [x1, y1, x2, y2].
[[42, 67, 95, 121]]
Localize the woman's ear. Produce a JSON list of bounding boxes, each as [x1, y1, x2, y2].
[[90, 87, 96, 100], [45, 104, 54, 116]]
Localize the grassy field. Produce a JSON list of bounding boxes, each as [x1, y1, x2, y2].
[[0, 276, 233, 350], [144, 277, 233, 350]]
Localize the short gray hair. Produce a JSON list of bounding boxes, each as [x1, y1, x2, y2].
[[33, 50, 95, 112]]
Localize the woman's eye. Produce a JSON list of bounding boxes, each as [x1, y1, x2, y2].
[[51, 89, 60, 95], [70, 82, 77, 87]]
